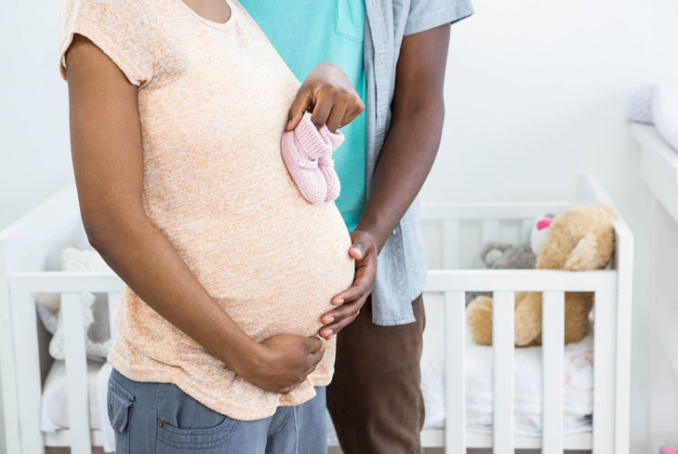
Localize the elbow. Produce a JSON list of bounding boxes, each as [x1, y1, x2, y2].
[[79, 193, 148, 254], [83, 220, 111, 254], [82, 211, 143, 255]]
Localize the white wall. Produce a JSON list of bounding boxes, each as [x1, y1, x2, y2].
[[1, 0, 678, 452], [0, 1, 71, 231], [423, 0, 678, 451]]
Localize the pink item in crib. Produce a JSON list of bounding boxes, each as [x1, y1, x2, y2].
[[660, 447, 678, 454], [537, 218, 553, 230], [281, 111, 344, 204]]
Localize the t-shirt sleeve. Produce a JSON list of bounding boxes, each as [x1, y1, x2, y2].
[[404, 0, 474, 36], [58, 0, 155, 87]]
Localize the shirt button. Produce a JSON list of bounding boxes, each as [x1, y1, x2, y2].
[[158, 421, 165, 428], [299, 159, 307, 167]]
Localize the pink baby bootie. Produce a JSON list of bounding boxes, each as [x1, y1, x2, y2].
[[318, 126, 344, 202], [281, 112, 344, 204]]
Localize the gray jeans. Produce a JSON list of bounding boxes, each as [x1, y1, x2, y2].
[[108, 367, 327, 454]]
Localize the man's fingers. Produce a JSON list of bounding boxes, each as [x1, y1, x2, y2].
[[332, 261, 375, 304], [311, 88, 333, 129], [321, 297, 366, 327], [326, 95, 349, 132], [332, 276, 371, 305], [330, 300, 363, 320], [287, 89, 313, 130], [342, 100, 365, 129], [320, 312, 360, 339]]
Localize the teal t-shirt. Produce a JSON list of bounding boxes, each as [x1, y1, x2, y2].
[[241, 0, 368, 232]]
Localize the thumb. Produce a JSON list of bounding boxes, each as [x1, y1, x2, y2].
[[304, 336, 323, 354], [287, 89, 312, 131], [349, 238, 367, 260]]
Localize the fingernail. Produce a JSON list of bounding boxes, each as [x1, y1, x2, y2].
[[325, 317, 334, 323], [333, 299, 344, 305]]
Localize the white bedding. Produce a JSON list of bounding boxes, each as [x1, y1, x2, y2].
[[41, 359, 107, 433], [421, 294, 593, 436]]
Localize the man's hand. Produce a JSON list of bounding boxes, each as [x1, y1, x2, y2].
[[236, 334, 325, 394], [320, 230, 378, 340], [287, 61, 364, 133]]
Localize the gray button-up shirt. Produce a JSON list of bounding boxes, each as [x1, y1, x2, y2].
[[363, 0, 474, 325]]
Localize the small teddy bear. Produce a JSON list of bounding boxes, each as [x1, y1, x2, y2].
[[466, 204, 617, 346], [465, 241, 537, 305]]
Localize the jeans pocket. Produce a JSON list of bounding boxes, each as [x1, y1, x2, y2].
[[107, 375, 135, 454], [155, 385, 239, 453], [335, 0, 365, 43]]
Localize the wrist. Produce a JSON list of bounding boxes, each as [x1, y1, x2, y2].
[[355, 224, 387, 253], [225, 336, 266, 378]]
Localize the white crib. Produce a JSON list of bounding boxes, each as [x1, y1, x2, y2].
[[0, 170, 633, 454]]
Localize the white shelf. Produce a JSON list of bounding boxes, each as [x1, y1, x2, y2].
[[631, 123, 678, 225]]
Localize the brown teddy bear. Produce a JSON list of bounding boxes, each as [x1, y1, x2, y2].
[[466, 204, 617, 346]]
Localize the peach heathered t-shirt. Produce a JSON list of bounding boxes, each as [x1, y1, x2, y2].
[[58, 0, 355, 420]]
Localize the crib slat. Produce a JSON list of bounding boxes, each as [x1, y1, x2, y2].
[[593, 290, 616, 453], [521, 218, 533, 242], [482, 220, 500, 244], [444, 291, 466, 454], [107, 291, 121, 341], [11, 287, 45, 454], [542, 291, 565, 454], [443, 220, 460, 269], [493, 291, 514, 454], [62, 292, 93, 454]]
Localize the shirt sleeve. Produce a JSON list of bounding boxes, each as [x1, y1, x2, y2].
[[58, 0, 155, 87], [404, 0, 474, 36]]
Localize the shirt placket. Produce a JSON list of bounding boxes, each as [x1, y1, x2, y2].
[[364, 0, 389, 192]]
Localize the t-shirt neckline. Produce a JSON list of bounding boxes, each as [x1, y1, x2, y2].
[[173, 0, 237, 30]]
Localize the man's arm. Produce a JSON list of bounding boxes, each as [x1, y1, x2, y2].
[[320, 24, 451, 338], [358, 24, 450, 251]]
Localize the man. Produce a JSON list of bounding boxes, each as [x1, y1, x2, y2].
[[241, 1, 474, 452]]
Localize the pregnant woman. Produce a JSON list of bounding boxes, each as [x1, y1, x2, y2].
[[58, 0, 367, 452]]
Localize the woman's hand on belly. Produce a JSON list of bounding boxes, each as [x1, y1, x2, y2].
[[319, 230, 378, 339], [237, 334, 325, 394]]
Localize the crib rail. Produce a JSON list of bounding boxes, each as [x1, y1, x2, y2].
[[9, 272, 123, 454], [9, 269, 621, 454]]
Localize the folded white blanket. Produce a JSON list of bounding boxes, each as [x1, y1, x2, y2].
[[629, 84, 678, 151]]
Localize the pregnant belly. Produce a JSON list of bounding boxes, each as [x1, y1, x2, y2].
[[142, 139, 355, 342], [161, 196, 355, 342]]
